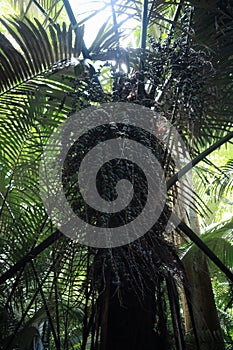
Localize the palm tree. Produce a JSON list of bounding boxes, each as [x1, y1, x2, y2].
[[0, 1, 232, 349]]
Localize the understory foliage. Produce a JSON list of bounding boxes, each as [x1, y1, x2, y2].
[[0, 1, 232, 349]]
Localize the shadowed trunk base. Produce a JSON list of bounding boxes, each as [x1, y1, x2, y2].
[[100, 284, 169, 350]]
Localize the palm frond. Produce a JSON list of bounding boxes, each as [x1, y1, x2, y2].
[[10, 0, 65, 23], [0, 16, 83, 94], [212, 159, 233, 199], [181, 218, 233, 270]]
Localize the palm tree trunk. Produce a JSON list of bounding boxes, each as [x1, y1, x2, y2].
[[182, 212, 225, 350], [100, 281, 169, 350]]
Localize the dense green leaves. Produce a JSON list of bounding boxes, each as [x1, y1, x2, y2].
[[0, 17, 83, 93], [181, 218, 233, 269]]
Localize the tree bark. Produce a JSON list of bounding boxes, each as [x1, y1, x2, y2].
[[182, 213, 225, 350], [100, 283, 169, 350]]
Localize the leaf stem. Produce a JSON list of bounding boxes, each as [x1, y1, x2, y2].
[[167, 131, 233, 190], [137, 0, 148, 99]]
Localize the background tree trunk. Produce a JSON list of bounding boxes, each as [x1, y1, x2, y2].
[[182, 212, 225, 350]]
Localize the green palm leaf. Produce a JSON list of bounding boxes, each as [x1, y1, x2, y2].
[[181, 218, 233, 270], [212, 159, 233, 199], [0, 17, 83, 93]]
